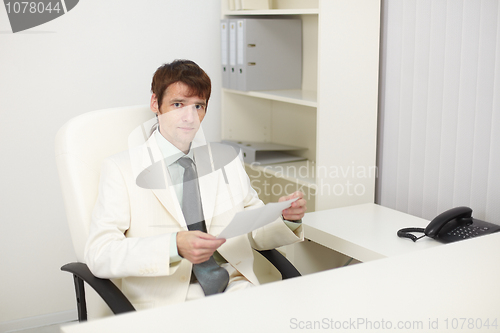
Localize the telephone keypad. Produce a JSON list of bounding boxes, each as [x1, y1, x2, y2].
[[448, 225, 485, 239]]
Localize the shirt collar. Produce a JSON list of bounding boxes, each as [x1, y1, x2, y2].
[[154, 129, 194, 166]]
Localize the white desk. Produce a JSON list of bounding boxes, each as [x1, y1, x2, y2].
[[61, 232, 500, 333], [303, 203, 440, 262]]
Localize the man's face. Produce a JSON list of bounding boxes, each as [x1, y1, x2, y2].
[[151, 81, 207, 153]]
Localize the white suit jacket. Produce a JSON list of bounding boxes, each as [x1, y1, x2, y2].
[[84, 134, 303, 310]]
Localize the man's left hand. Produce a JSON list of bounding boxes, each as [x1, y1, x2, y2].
[[279, 191, 307, 221]]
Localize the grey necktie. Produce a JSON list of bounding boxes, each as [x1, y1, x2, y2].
[[178, 156, 229, 295]]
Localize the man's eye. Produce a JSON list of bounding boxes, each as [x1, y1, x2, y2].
[[195, 104, 204, 110], [173, 103, 182, 108]]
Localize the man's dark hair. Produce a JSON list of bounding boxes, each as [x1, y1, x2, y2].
[[151, 59, 212, 111]]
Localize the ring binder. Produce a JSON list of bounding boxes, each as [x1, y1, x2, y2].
[[235, 18, 302, 91], [228, 19, 238, 90], [221, 19, 230, 88]]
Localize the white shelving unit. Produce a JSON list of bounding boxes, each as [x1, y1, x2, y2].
[[220, 0, 380, 213]]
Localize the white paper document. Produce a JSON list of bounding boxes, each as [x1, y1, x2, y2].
[[217, 198, 299, 239]]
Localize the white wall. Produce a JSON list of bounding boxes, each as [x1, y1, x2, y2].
[[0, 0, 221, 329]]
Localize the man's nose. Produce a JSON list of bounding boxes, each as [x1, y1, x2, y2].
[[181, 105, 197, 121]]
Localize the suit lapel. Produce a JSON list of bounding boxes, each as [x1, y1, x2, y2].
[[140, 136, 186, 229]]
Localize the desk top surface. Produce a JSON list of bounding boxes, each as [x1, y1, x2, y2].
[[302, 203, 441, 261], [61, 232, 500, 333]]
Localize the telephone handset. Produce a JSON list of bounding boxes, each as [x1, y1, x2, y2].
[[398, 206, 500, 243]]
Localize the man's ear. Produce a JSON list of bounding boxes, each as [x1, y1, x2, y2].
[[150, 94, 159, 114]]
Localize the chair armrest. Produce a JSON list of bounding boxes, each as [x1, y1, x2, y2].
[[256, 249, 301, 279], [61, 262, 135, 320]]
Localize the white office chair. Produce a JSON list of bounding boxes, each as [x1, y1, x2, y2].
[[55, 105, 300, 321], [56, 105, 154, 319]]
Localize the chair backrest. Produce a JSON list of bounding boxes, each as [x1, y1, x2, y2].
[[55, 105, 154, 261]]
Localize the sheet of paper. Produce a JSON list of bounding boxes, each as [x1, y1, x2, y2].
[[217, 198, 299, 239]]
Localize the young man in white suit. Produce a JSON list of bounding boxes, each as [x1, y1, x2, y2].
[[85, 60, 306, 311]]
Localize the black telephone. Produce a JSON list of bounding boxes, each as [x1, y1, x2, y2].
[[398, 206, 500, 243]]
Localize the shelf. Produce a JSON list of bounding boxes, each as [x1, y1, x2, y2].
[[223, 8, 319, 16], [223, 88, 317, 107], [221, 0, 381, 211], [246, 160, 316, 188]]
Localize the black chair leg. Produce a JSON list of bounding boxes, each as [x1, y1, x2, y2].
[[73, 274, 87, 322]]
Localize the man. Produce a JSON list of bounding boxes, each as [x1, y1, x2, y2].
[[85, 60, 306, 311]]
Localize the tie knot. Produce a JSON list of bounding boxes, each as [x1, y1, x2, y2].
[[178, 156, 194, 169]]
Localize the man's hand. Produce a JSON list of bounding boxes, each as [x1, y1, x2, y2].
[[176, 231, 226, 264], [279, 191, 307, 221]]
